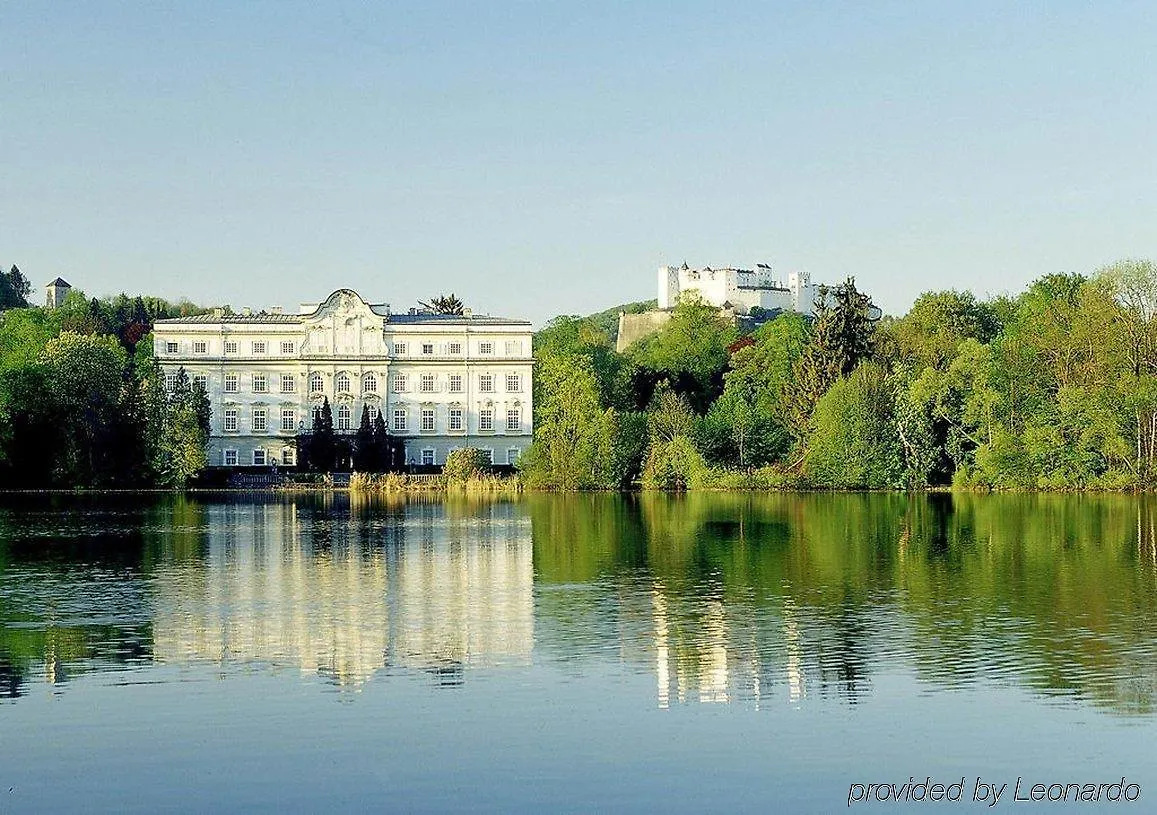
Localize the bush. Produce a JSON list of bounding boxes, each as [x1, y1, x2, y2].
[[443, 448, 491, 481], [641, 434, 708, 490]]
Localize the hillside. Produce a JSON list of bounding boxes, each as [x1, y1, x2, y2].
[[539, 299, 657, 345]]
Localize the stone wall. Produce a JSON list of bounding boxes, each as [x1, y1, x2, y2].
[[616, 310, 674, 352]]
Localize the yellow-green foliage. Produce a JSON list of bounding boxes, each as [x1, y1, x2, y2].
[[641, 434, 708, 490], [443, 448, 491, 482]]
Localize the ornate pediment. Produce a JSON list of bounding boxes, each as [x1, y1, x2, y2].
[[300, 290, 388, 356]]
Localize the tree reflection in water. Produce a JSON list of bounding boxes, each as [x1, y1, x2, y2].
[[0, 492, 1154, 714]]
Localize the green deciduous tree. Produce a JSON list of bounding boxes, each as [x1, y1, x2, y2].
[[804, 362, 904, 488], [519, 352, 615, 489], [626, 293, 737, 412]]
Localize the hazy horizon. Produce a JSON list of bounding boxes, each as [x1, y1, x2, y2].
[[4, 2, 1153, 325]]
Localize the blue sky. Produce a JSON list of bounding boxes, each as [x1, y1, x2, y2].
[[2, 1, 1153, 324]]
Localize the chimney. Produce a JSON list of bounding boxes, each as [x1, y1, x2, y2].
[[270, 306, 283, 315]]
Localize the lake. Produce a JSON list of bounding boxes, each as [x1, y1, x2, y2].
[[1, 492, 1155, 812]]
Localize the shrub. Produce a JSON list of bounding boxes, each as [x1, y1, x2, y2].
[[443, 448, 491, 482]]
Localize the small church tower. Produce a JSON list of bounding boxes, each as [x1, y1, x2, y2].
[[45, 277, 71, 309]]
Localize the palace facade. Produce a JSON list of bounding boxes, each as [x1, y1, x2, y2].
[[153, 289, 534, 469]]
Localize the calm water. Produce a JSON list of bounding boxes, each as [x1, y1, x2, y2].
[[1, 492, 1155, 812]]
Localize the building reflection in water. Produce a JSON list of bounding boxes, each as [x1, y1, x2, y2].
[[150, 498, 533, 689], [4, 492, 1156, 714]]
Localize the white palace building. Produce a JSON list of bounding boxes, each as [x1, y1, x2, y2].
[[153, 289, 534, 469]]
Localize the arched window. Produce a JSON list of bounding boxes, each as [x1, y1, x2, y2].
[[308, 372, 324, 393], [363, 372, 377, 393], [337, 404, 351, 431], [335, 372, 351, 393]]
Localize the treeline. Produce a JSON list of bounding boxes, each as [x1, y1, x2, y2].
[[0, 287, 210, 488], [521, 258, 1157, 491]]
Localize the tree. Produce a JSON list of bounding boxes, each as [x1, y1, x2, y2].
[[419, 294, 465, 315], [700, 313, 807, 467], [519, 352, 615, 489], [0, 266, 31, 310], [782, 278, 878, 447], [1100, 258, 1157, 377], [640, 383, 708, 489], [533, 315, 623, 407], [804, 362, 904, 488], [887, 289, 1001, 373], [40, 332, 130, 486], [353, 404, 376, 471], [304, 398, 336, 472], [626, 293, 737, 411]]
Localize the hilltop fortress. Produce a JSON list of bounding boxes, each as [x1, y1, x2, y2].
[[618, 262, 831, 352]]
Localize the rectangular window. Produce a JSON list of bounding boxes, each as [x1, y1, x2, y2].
[[393, 342, 407, 356], [420, 373, 435, 393], [505, 340, 522, 356], [506, 373, 520, 392], [223, 449, 238, 466], [393, 409, 407, 432], [253, 374, 268, 393], [252, 341, 267, 354], [281, 409, 296, 432], [164, 372, 177, 391], [393, 373, 407, 393], [280, 341, 295, 355], [282, 447, 296, 467], [223, 409, 238, 432], [448, 374, 463, 393], [507, 448, 520, 465], [224, 341, 238, 354], [280, 374, 295, 393], [422, 342, 434, 355], [193, 341, 207, 354], [479, 408, 494, 432], [253, 408, 267, 433], [479, 449, 493, 465], [165, 341, 178, 354], [224, 373, 238, 393], [421, 449, 435, 466], [479, 374, 494, 393], [192, 374, 208, 390], [506, 408, 521, 432], [253, 449, 267, 466], [447, 342, 462, 355], [479, 341, 494, 355], [421, 407, 435, 432], [448, 407, 464, 432]]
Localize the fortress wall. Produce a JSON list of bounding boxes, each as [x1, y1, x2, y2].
[[616, 311, 673, 352]]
